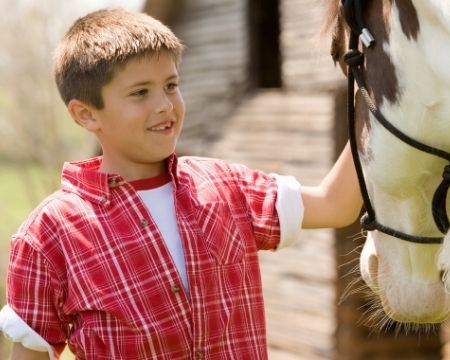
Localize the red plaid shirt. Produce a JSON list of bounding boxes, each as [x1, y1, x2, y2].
[[6, 154, 290, 359]]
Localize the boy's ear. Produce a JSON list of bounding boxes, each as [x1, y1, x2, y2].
[[67, 99, 101, 131]]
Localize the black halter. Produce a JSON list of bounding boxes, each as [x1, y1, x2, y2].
[[342, 0, 450, 244]]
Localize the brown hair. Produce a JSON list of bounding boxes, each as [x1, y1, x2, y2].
[[53, 8, 184, 109]]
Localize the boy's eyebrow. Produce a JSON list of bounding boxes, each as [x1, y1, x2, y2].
[[126, 74, 179, 89]]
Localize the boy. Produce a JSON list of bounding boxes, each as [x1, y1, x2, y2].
[[0, 8, 361, 360]]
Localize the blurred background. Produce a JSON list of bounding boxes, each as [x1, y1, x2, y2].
[[0, 0, 448, 359]]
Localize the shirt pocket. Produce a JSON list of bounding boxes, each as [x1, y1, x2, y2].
[[196, 202, 245, 264]]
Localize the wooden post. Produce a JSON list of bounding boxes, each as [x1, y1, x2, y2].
[[142, 0, 184, 25]]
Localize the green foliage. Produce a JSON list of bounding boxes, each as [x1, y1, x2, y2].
[[0, 163, 75, 359], [0, 163, 59, 250]]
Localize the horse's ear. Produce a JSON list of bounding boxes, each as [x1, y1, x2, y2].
[[330, 15, 344, 64], [330, 25, 340, 63], [321, 0, 345, 65]]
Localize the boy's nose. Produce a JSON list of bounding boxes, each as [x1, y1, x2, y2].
[[155, 93, 174, 113]]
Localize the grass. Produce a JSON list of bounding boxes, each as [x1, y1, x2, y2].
[[0, 163, 74, 359]]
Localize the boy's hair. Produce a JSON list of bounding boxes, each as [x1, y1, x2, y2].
[[53, 8, 184, 109]]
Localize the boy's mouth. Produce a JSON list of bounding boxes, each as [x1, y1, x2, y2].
[[148, 121, 174, 132]]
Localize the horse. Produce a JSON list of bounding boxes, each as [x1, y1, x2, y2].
[[325, 0, 450, 325]]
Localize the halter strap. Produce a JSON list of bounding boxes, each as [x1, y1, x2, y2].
[[341, 0, 375, 47], [342, 1, 448, 244]]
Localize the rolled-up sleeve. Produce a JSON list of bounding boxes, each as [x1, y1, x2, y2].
[[272, 174, 303, 250], [226, 161, 302, 251], [3, 235, 67, 357], [0, 304, 55, 358]]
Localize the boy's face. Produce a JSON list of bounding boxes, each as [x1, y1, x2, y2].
[[90, 52, 185, 179]]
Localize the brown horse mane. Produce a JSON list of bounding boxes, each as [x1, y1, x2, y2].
[[321, 0, 345, 64]]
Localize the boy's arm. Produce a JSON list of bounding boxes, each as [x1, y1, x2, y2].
[[301, 142, 363, 228], [11, 343, 50, 360], [4, 237, 65, 359]]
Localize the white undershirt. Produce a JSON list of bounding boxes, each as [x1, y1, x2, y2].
[[136, 183, 189, 294]]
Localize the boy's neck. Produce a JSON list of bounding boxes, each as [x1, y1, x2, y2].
[[98, 156, 168, 181]]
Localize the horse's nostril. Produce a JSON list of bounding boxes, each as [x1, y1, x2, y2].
[[368, 254, 378, 278], [440, 270, 446, 283]]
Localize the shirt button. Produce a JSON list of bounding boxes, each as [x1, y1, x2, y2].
[[140, 219, 149, 227], [196, 350, 204, 359], [108, 177, 122, 188], [171, 284, 181, 294]]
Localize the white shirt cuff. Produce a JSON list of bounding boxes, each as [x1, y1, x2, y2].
[[0, 305, 55, 359], [273, 174, 303, 249]]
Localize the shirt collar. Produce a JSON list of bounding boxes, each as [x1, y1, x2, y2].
[[61, 154, 179, 205]]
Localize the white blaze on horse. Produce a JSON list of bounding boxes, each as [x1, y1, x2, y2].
[[326, 0, 450, 325]]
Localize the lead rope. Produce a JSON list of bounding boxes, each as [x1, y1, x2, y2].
[[342, 1, 449, 243]]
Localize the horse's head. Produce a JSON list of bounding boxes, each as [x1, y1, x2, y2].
[[326, 0, 450, 325]]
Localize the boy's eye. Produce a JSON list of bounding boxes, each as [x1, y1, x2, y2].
[[166, 82, 179, 92], [131, 89, 148, 97]]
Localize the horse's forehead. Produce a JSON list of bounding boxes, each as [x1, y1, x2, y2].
[[393, 0, 420, 41], [363, 0, 421, 107], [368, 1, 420, 43], [367, 0, 420, 40], [357, 0, 421, 156]]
